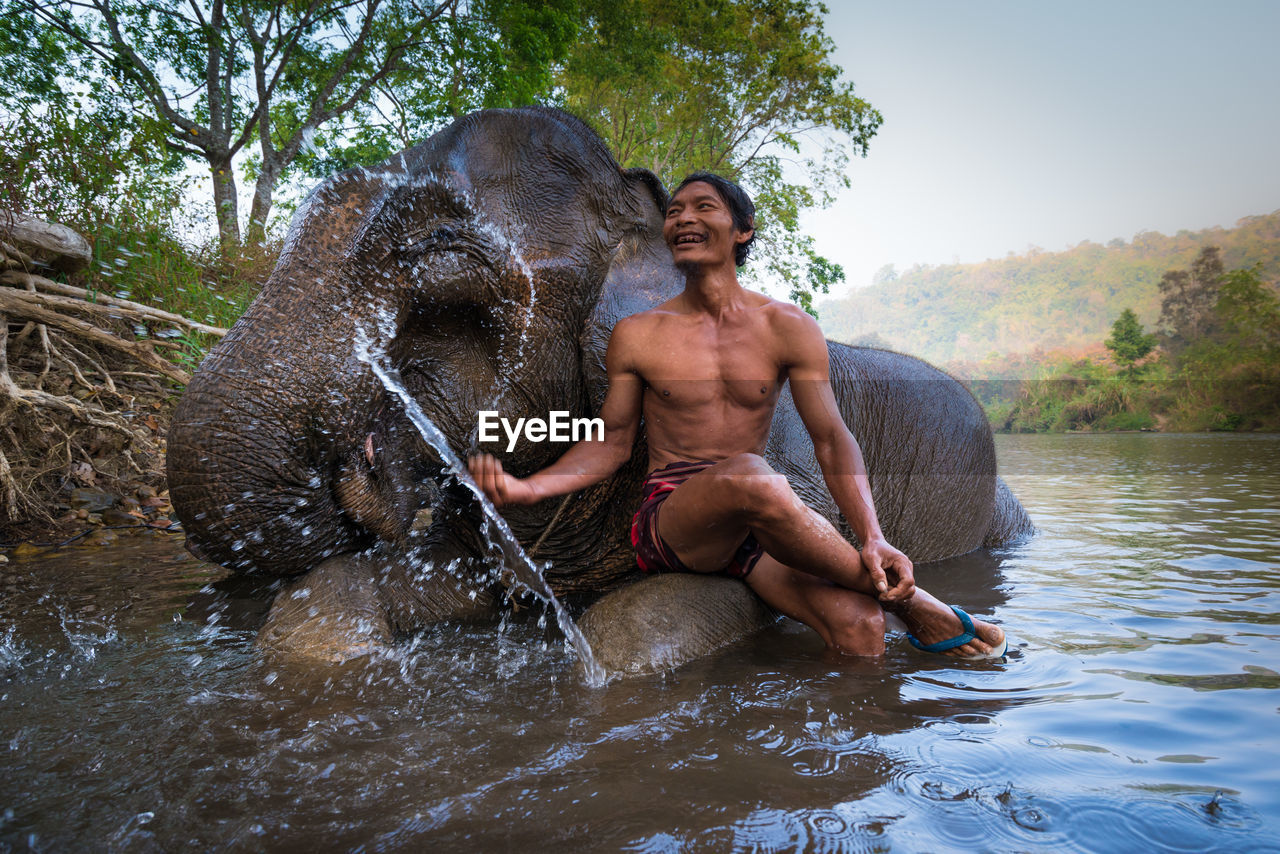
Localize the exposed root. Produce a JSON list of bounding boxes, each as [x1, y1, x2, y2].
[[0, 238, 227, 534]]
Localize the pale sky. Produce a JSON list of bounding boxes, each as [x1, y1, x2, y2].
[[805, 0, 1280, 298]]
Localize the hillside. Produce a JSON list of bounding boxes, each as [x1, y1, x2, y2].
[[817, 210, 1280, 365]]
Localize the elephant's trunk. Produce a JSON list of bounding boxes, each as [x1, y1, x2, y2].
[[169, 169, 407, 576], [168, 313, 370, 576]]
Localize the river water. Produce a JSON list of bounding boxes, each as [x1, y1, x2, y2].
[[2, 434, 1278, 851]]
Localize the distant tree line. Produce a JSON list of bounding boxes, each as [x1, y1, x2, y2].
[[819, 212, 1280, 364], [970, 246, 1280, 432]]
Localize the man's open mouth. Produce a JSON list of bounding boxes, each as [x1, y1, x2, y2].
[[675, 233, 706, 246]]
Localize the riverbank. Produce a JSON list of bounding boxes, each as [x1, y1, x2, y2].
[[0, 214, 265, 549], [952, 339, 1280, 435]]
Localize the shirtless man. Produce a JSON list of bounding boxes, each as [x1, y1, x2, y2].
[[469, 172, 1006, 659]]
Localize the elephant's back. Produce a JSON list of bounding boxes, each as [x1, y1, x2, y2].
[[829, 344, 997, 562]]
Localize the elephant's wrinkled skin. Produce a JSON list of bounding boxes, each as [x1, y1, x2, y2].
[[168, 107, 1032, 674]]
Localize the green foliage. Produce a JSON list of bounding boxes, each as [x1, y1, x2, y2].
[[8, 0, 580, 247], [1104, 307, 1157, 374], [1167, 263, 1280, 431], [819, 211, 1280, 364], [0, 4, 186, 232], [988, 357, 1134, 433], [291, 0, 580, 180], [558, 0, 882, 313], [1213, 265, 1280, 355]]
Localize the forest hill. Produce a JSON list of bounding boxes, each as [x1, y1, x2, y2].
[[818, 211, 1280, 366], [956, 247, 1280, 433]]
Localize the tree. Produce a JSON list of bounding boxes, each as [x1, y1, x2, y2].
[[10, 0, 578, 247], [871, 263, 897, 286], [1214, 266, 1280, 355], [0, 6, 187, 230], [288, 0, 580, 178], [1104, 307, 1156, 375], [1158, 245, 1223, 354], [558, 0, 882, 314]]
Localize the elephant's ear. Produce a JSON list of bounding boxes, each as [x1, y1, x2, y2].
[[581, 168, 684, 411]]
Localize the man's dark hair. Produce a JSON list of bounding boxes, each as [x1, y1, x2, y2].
[[672, 172, 756, 267]]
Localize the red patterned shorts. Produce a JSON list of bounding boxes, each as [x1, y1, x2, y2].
[[629, 460, 765, 579]]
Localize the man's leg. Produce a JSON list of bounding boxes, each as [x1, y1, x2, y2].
[[656, 454, 1005, 657], [745, 554, 886, 656]]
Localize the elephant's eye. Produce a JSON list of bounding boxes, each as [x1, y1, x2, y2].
[[404, 223, 463, 254], [427, 225, 458, 243]]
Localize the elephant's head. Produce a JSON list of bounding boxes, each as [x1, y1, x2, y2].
[[168, 108, 677, 596]]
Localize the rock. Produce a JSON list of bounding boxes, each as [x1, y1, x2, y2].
[[258, 555, 393, 663], [101, 508, 139, 526], [0, 554, 8, 563], [79, 529, 118, 547], [11, 542, 43, 558], [70, 461, 96, 487], [75, 508, 89, 520], [69, 488, 118, 512], [2, 212, 93, 273], [86, 513, 103, 525], [147, 517, 173, 528], [135, 485, 158, 499], [118, 496, 141, 511]]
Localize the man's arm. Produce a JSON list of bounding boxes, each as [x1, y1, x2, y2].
[[468, 316, 645, 507], [780, 307, 916, 602]]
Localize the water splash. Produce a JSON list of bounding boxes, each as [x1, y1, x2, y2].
[[0, 623, 28, 673], [472, 217, 537, 381], [353, 325, 606, 687], [56, 607, 118, 663]]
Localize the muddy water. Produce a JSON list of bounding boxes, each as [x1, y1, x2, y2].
[[2, 434, 1278, 851]]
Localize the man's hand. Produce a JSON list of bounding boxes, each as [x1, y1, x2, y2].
[[861, 538, 915, 603], [467, 453, 543, 508]]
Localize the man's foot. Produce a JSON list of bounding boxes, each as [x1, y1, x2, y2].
[[899, 601, 1006, 660]]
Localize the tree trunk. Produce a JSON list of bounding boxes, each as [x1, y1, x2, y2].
[[246, 164, 277, 247], [209, 154, 241, 249]]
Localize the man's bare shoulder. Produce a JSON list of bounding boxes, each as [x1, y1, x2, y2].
[[756, 298, 827, 367], [607, 309, 670, 368], [756, 297, 822, 334], [612, 307, 667, 340]]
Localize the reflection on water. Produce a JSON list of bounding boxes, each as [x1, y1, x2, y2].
[[2, 434, 1279, 850]]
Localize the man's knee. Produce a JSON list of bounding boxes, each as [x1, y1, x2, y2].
[[716, 452, 774, 478], [713, 454, 802, 520]]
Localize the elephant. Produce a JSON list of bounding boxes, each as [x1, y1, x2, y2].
[[167, 106, 1033, 676]]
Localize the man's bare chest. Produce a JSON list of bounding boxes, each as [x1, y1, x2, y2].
[[635, 329, 784, 410]]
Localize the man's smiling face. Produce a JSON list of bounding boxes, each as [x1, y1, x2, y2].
[[663, 181, 750, 269]]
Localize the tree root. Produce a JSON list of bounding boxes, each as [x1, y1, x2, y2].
[[0, 241, 228, 531], [0, 285, 192, 385]]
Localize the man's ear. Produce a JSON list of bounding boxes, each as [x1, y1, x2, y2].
[[580, 169, 683, 411]]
